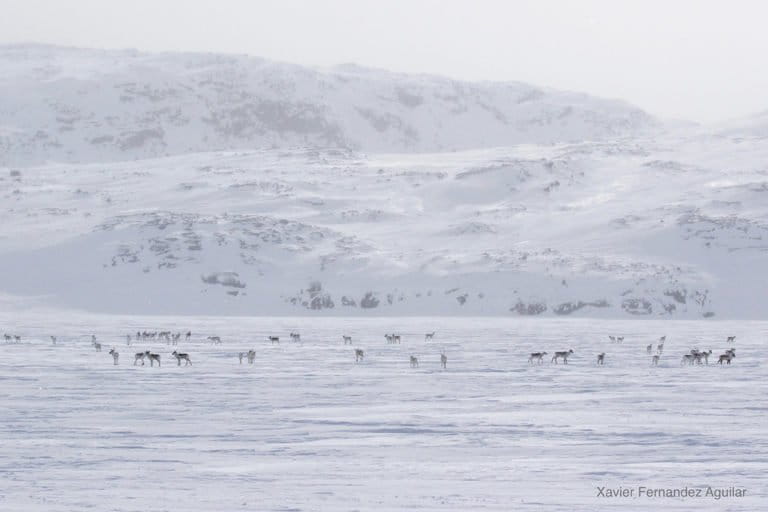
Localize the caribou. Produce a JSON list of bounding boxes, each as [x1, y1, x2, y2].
[[718, 352, 735, 365], [694, 349, 713, 365], [551, 350, 574, 364], [145, 351, 161, 367], [681, 354, 696, 365], [171, 350, 192, 366], [384, 334, 401, 344]]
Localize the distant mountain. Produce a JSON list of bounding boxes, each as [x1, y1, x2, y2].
[[0, 44, 656, 165], [716, 109, 768, 138]]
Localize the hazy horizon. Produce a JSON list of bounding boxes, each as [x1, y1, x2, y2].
[[2, 0, 768, 124]]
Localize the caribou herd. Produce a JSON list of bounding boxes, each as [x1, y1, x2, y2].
[[3, 329, 745, 371], [527, 333, 737, 368]]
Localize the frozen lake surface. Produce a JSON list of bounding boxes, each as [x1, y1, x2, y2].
[[0, 313, 766, 511]]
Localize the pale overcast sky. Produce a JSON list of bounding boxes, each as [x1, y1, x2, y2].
[[1, 0, 766, 123]]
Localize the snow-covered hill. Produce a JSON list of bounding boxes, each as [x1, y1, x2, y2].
[[2, 132, 767, 317], [0, 44, 656, 165], [1, 45, 765, 317]]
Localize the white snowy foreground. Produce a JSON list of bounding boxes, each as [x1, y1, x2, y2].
[[0, 312, 765, 511]]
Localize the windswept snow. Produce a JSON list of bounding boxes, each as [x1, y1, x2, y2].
[[1, 136, 768, 317], [2, 45, 765, 318], [0, 314, 765, 511]]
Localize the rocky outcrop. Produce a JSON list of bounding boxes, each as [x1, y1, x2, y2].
[[511, 301, 547, 316]]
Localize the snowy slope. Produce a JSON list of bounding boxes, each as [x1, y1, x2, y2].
[[0, 45, 765, 318], [0, 44, 656, 165], [1, 133, 767, 318]]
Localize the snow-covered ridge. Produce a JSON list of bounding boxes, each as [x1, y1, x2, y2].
[[0, 44, 656, 165], [1, 135, 767, 318], [1, 45, 765, 318]]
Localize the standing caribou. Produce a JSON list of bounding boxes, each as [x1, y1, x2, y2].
[[145, 351, 161, 367], [551, 349, 574, 364], [718, 349, 735, 365], [171, 350, 192, 366]]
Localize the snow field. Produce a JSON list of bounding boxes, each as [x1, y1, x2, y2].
[[0, 314, 765, 511]]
